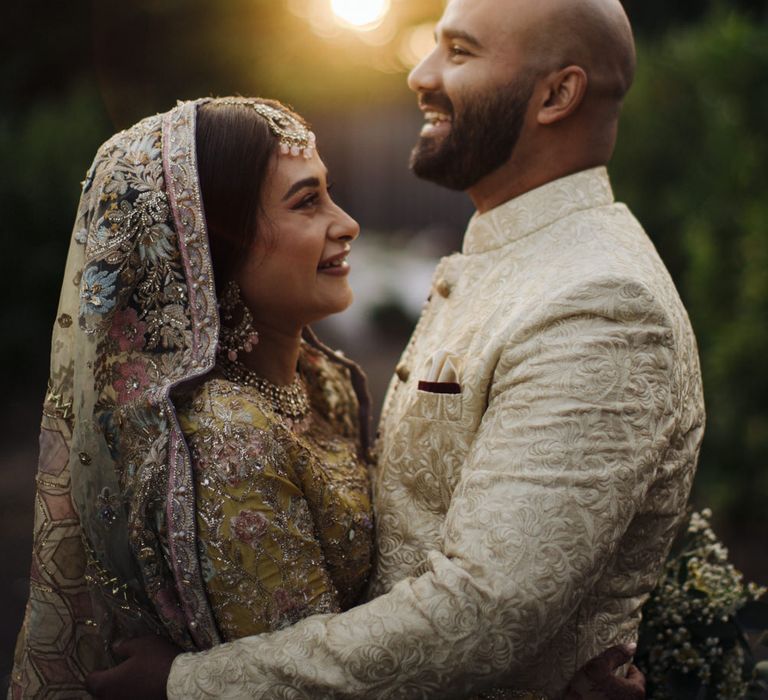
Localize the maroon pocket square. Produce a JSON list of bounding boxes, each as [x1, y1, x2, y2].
[[417, 380, 462, 395]]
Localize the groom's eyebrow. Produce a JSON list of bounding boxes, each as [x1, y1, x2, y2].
[[440, 27, 483, 50]]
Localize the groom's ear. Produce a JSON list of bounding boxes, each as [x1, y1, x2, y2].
[[536, 65, 588, 125]]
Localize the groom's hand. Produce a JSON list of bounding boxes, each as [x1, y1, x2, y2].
[[85, 635, 181, 700], [564, 643, 645, 700]]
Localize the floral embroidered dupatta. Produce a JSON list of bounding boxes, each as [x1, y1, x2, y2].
[[11, 100, 224, 697]]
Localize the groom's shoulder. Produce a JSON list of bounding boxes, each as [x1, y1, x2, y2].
[[489, 199, 663, 293], [481, 201, 690, 338], [545, 198, 651, 258]]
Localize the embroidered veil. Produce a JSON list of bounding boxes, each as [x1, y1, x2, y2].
[[11, 98, 370, 697]]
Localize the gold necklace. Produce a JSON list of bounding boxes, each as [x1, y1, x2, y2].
[[219, 358, 310, 420]]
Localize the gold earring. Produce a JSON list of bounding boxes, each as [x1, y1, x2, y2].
[[217, 281, 259, 362]]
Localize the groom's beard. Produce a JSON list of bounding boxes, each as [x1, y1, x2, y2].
[[409, 77, 535, 191]]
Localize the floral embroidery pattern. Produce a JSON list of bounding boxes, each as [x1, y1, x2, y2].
[[79, 129, 192, 363], [113, 360, 150, 403], [230, 510, 269, 548], [104, 190, 170, 250], [270, 588, 311, 630], [12, 105, 220, 700], [173, 341, 373, 644], [191, 426, 267, 487], [81, 267, 118, 314], [109, 308, 147, 351], [96, 487, 121, 526], [78, 112, 215, 648]]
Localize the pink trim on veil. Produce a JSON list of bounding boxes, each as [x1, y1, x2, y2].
[[160, 102, 221, 649], [162, 105, 202, 357]]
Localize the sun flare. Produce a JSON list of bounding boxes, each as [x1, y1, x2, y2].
[[330, 0, 390, 29]]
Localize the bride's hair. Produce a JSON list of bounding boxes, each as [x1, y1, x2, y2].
[[195, 99, 306, 291]]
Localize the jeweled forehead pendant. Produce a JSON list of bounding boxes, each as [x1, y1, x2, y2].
[[251, 103, 317, 159], [210, 98, 317, 159]]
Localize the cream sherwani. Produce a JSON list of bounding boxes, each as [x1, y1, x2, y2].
[[169, 167, 705, 699]]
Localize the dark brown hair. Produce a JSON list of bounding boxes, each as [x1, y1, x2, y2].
[[195, 99, 306, 291]]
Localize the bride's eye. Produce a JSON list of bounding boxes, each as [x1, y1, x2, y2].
[[294, 192, 320, 210]]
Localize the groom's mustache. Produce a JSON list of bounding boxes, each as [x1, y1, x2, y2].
[[418, 91, 454, 117]]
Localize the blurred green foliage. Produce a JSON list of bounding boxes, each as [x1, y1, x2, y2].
[[1, 0, 766, 527], [0, 84, 110, 397], [611, 7, 768, 523]]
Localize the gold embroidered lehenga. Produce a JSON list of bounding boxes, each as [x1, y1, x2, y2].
[[10, 98, 374, 698]]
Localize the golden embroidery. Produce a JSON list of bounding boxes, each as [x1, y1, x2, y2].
[[44, 382, 74, 422], [174, 342, 374, 641]]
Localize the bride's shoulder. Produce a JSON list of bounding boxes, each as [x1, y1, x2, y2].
[[300, 341, 361, 433], [173, 373, 281, 436]]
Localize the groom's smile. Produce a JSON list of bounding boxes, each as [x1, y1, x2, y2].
[[419, 110, 452, 139], [417, 91, 455, 140]]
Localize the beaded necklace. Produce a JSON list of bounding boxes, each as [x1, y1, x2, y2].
[[219, 358, 310, 420]]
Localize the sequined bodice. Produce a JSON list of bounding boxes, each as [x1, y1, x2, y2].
[[174, 343, 374, 640]]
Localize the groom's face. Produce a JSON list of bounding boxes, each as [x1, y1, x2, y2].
[[408, 77, 535, 192], [407, 0, 538, 191]]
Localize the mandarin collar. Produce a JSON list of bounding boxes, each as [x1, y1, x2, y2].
[[462, 167, 614, 255]]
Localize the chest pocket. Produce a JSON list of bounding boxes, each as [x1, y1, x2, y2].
[[407, 388, 463, 422]]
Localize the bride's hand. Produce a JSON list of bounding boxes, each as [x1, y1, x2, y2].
[[85, 635, 181, 700], [564, 643, 646, 700]]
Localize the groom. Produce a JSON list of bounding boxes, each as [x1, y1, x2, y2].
[[90, 0, 703, 697]]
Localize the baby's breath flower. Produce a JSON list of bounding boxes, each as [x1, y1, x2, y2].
[[636, 510, 767, 699]]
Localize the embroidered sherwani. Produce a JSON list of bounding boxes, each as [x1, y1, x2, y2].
[[168, 167, 705, 699]]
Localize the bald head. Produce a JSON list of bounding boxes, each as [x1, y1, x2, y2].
[[521, 0, 636, 101], [409, 0, 637, 208]]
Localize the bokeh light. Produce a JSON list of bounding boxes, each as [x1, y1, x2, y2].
[[399, 22, 436, 68], [331, 0, 391, 30]]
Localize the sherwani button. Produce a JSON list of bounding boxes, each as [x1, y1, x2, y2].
[[436, 279, 452, 298], [396, 363, 410, 382]]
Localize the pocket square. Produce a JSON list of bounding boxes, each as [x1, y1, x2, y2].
[[418, 350, 463, 393], [417, 380, 462, 394]]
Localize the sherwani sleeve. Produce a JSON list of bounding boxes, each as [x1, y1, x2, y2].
[[168, 278, 679, 699]]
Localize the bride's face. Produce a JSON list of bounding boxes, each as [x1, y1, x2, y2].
[[234, 150, 360, 332]]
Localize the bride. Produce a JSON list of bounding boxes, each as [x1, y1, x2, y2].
[[11, 96, 372, 690]]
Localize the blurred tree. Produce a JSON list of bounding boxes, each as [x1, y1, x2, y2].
[[611, 7, 768, 524], [0, 84, 110, 397], [3, 0, 93, 104], [622, 0, 767, 36]]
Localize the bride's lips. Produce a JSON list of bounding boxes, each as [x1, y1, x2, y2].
[[318, 249, 351, 277]]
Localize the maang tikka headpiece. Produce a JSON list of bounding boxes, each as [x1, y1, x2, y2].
[[212, 97, 317, 159]]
